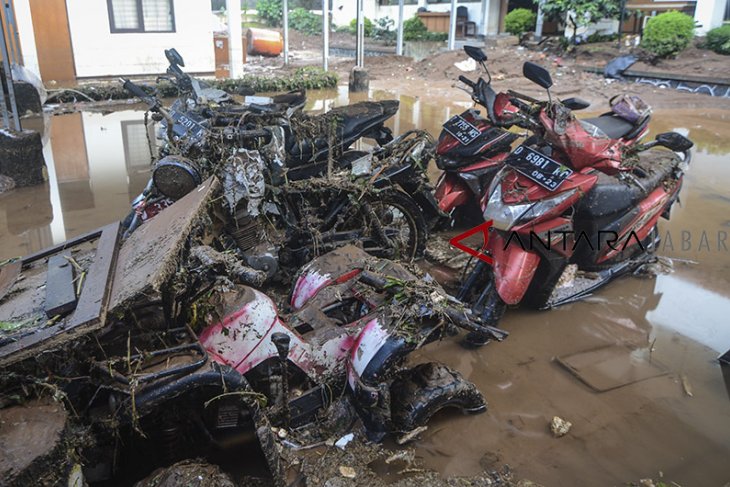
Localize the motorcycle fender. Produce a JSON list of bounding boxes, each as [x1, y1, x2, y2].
[[199, 287, 312, 375], [347, 318, 410, 390], [435, 173, 471, 213], [489, 232, 541, 305]]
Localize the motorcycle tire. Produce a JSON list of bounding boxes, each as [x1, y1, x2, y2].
[[390, 362, 486, 433], [358, 189, 427, 261]]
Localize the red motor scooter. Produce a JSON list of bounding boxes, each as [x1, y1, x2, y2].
[[457, 62, 693, 346], [434, 47, 653, 227]]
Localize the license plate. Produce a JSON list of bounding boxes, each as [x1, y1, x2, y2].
[[508, 145, 573, 191], [171, 110, 206, 141], [442, 115, 481, 145]]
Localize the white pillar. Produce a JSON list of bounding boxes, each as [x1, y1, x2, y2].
[[356, 0, 364, 67], [322, 0, 329, 71], [535, 0, 545, 41], [694, 0, 726, 35], [479, 0, 489, 37], [283, 0, 289, 65], [396, 0, 405, 56], [227, 0, 243, 78], [448, 0, 457, 50]]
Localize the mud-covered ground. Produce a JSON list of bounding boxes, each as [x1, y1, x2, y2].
[[244, 32, 730, 112], [2, 34, 730, 487]]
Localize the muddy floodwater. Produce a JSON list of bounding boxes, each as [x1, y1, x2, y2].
[[1, 88, 729, 486]]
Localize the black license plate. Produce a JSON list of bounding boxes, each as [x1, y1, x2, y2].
[[442, 115, 481, 145], [508, 145, 573, 191], [171, 110, 206, 141]]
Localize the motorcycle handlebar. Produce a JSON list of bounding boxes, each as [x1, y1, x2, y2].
[[459, 75, 476, 89], [121, 78, 154, 104]]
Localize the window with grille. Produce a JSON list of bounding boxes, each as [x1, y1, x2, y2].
[[108, 0, 175, 33], [378, 0, 418, 5], [121, 121, 155, 171]]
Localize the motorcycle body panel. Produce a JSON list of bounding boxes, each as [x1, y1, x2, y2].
[[487, 231, 541, 304], [436, 109, 517, 160]]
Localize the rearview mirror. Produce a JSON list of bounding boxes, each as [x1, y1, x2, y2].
[[523, 62, 552, 89], [562, 97, 590, 111], [655, 132, 693, 152], [464, 45, 487, 63], [165, 48, 185, 67]]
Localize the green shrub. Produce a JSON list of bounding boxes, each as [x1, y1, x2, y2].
[[373, 16, 396, 44], [289, 7, 321, 35], [349, 17, 374, 37], [504, 8, 536, 37], [403, 15, 427, 41], [402, 15, 447, 42], [641, 11, 695, 58], [704, 25, 730, 55], [256, 0, 283, 27]]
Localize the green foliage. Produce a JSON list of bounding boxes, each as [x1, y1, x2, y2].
[[289, 7, 321, 35], [585, 32, 618, 43], [537, 0, 620, 43], [373, 16, 396, 45], [704, 25, 730, 55], [256, 0, 282, 27], [403, 15, 447, 42], [504, 8, 536, 37], [641, 11, 695, 58], [349, 17, 374, 37]]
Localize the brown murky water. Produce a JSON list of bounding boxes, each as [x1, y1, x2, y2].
[[1, 90, 729, 486]]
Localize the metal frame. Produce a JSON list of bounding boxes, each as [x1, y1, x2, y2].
[[0, 0, 20, 131], [107, 0, 176, 34]]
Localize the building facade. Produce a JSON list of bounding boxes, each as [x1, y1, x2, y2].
[[11, 0, 215, 84]]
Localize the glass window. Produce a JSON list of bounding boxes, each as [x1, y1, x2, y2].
[[378, 0, 418, 5], [108, 0, 175, 33]]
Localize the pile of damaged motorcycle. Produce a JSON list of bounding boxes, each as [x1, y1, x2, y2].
[[0, 47, 694, 486]]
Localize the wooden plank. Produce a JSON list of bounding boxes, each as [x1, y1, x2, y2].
[[44, 252, 77, 318], [69, 222, 120, 327], [0, 261, 22, 303], [22, 226, 106, 266], [109, 178, 219, 310]]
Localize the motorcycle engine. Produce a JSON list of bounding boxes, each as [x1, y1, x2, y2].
[[228, 205, 279, 279]]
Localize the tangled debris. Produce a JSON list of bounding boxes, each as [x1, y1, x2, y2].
[[46, 67, 338, 104]]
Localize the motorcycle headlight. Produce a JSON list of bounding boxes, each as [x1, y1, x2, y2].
[[484, 182, 577, 231], [483, 184, 532, 231]]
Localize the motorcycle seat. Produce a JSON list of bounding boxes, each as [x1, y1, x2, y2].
[[287, 100, 399, 162], [577, 150, 678, 218], [581, 114, 636, 139]]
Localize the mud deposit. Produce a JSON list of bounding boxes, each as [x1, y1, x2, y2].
[[0, 91, 728, 485]]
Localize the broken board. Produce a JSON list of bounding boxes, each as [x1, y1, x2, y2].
[[557, 344, 668, 392], [44, 252, 76, 318], [108, 177, 219, 311], [0, 222, 120, 367]]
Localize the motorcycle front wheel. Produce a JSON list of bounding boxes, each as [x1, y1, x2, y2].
[[338, 189, 427, 262]]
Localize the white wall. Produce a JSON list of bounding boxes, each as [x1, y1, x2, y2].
[[330, 0, 498, 36], [694, 0, 727, 35], [65, 0, 214, 78], [11, 0, 41, 79]]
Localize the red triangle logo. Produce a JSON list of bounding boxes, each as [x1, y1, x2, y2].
[[449, 220, 494, 265]]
